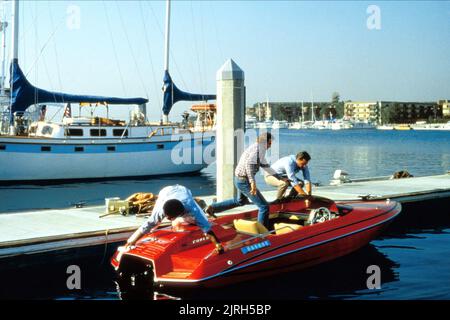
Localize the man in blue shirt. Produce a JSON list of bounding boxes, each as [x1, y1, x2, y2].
[[264, 151, 312, 200], [125, 185, 224, 253]]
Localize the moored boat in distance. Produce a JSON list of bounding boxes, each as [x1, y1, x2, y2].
[[411, 121, 450, 131], [350, 120, 376, 129], [393, 124, 412, 131], [256, 120, 273, 129], [112, 196, 401, 289], [376, 124, 394, 130], [271, 120, 289, 129], [245, 115, 258, 129], [330, 119, 353, 130]]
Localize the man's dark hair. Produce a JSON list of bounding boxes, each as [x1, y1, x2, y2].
[[296, 151, 311, 161], [163, 199, 185, 219], [257, 132, 273, 144]]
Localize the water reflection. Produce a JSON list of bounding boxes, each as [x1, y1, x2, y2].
[[383, 198, 450, 236]]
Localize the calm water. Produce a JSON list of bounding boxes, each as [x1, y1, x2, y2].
[[1, 129, 449, 300]]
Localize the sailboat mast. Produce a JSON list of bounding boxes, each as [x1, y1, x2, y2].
[[0, 13, 7, 95], [11, 0, 18, 62], [162, 0, 171, 124], [301, 101, 304, 124], [164, 0, 170, 72], [8, 0, 19, 131]]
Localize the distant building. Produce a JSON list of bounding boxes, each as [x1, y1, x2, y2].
[[248, 100, 447, 124], [344, 101, 380, 123], [439, 100, 450, 118], [344, 101, 443, 124]]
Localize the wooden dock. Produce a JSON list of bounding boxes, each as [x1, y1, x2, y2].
[[313, 173, 450, 203], [1, 173, 449, 269]]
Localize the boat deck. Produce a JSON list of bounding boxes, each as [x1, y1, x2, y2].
[[0, 173, 449, 264]]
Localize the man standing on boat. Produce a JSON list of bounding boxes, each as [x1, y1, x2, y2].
[[125, 185, 224, 253], [206, 133, 277, 229], [264, 151, 312, 201]]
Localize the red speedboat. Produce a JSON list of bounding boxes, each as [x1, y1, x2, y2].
[[111, 197, 401, 288]]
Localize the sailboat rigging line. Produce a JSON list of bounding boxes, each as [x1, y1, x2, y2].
[[138, 1, 160, 108], [208, 1, 224, 62], [199, 3, 207, 93], [47, 0, 63, 92], [114, 1, 147, 97], [146, 1, 189, 91], [189, 1, 203, 92], [102, 1, 127, 96], [27, 5, 64, 109], [25, 13, 65, 79], [34, 1, 38, 107], [48, 103, 64, 123]]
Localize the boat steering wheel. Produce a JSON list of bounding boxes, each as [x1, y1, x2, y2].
[[308, 207, 332, 225]]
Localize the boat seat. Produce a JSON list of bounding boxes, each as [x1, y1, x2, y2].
[[274, 222, 302, 235], [233, 219, 269, 235]]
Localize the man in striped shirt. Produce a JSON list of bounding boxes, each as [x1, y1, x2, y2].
[[206, 133, 276, 228]]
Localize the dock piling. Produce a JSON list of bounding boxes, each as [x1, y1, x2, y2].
[[216, 59, 245, 201]]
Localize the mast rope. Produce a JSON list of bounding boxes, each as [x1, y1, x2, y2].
[[25, 12, 65, 79], [115, 1, 147, 98], [47, 0, 63, 92], [189, 1, 203, 92], [27, 5, 64, 111], [102, 1, 127, 96], [199, 3, 207, 93], [138, 1, 160, 109], [147, 1, 190, 92], [208, 2, 224, 65]]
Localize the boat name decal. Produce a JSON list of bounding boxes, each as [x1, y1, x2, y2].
[[192, 236, 209, 244], [241, 240, 271, 254]]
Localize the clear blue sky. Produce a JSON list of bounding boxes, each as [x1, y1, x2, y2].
[[4, 1, 450, 120]]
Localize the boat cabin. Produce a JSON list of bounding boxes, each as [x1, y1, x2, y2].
[[27, 117, 183, 140]]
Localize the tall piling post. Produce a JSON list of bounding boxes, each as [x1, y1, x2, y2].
[[216, 59, 245, 201]]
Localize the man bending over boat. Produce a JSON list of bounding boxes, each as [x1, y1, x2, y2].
[[126, 185, 224, 253], [264, 151, 312, 201], [205, 133, 277, 229]]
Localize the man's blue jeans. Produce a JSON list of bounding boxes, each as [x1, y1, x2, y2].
[[210, 176, 270, 227]]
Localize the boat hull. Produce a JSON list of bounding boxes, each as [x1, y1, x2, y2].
[[0, 134, 215, 182], [179, 218, 390, 288], [113, 199, 401, 289]]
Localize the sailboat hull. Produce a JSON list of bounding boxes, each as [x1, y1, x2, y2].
[[0, 134, 215, 182]]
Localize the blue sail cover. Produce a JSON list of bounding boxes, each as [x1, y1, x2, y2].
[[9, 60, 148, 114], [162, 70, 216, 115]]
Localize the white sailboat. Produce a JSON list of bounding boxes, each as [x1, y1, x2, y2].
[[0, 0, 216, 183], [271, 120, 289, 129], [411, 121, 450, 131]]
